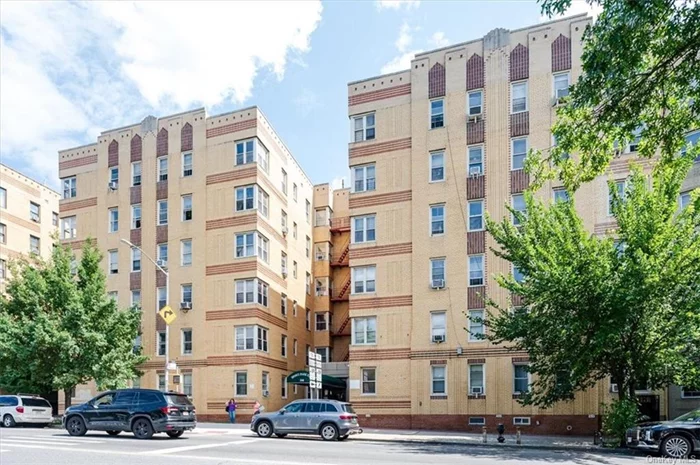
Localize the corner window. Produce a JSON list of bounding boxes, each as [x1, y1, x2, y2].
[[62, 177, 77, 199], [361, 368, 376, 394], [158, 200, 168, 225], [235, 278, 268, 306], [352, 113, 375, 142], [182, 194, 193, 221], [468, 255, 484, 287], [469, 364, 485, 395], [430, 312, 446, 342], [352, 215, 376, 243], [235, 185, 268, 217], [62, 216, 77, 239], [513, 265, 525, 284], [131, 162, 142, 186], [468, 309, 484, 341], [352, 316, 377, 345], [511, 137, 527, 170], [468, 146, 483, 175], [52, 212, 59, 227], [352, 265, 376, 294], [131, 204, 142, 229], [182, 152, 193, 177], [430, 151, 445, 182], [511, 81, 528, 113], [430, 99, 444, 129], [431, 365, 446, 395], [430, 204, 445, 236], [468, 200, 484, 231], [553, 72, 570, 100], [352, 164, 376, 193], [157, 157, 168, 182], [468, 91, 483, 116], [235, 325, 268, 352], [512, 194, 526, 225]]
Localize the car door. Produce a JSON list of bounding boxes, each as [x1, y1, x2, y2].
[[298, 402, 324, 432], [84, 392, 116, 429], [111, 391, 138, 430], [274, 402, 305, 432]]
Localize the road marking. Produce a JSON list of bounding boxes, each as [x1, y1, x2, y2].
[[142, 438, 258, 455], [174, 454, 342, 465], [1, 439, 83, 446], [0, 449, 9, 453], [6, 435, 105, 444]]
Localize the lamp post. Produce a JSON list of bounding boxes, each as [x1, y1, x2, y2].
[[121, 238, 170, 391]]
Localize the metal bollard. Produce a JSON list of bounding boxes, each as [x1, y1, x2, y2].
[[497, 423, 505, 443], [482, 426, 487, 443], [516, 427, 521, 445]]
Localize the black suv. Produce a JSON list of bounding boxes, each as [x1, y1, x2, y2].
[[62, 389, 196, 439]]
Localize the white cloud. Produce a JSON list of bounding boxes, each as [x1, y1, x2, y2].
[[540, 0, 602, 21], [396, 22, 413, 53], [294, 89, 321, 117], [330, 175, 350, 190], [381, 22, 422, 74], [429, 31, 450, 48], [376, 0, 420, 11]]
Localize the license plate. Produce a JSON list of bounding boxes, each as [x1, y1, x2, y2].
[[627, 437, 632, 443], [183, 411, 190, 416]]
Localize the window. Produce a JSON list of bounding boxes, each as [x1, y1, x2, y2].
[[182, 284, 192, 304], [468, 255, 484, 286], [306, 345, 311, 365], [553, 188, 569, 203], [62, 178, 76, 199], [431, 365, 446, 395], [430, 99, 444, 129], [513, 266, 525, 284], [182, 153, 193, 177], [512, 194, 525, 226], [430, 204, 445, 236], [0, 259, 6, 279], [235, 372, 247, 396], [180, 239, 192, 266], [182, 329, 192, 355], [158, 157, 168, 182], [552, 134, 570, 160], [511, 81, 528, 113], [29, 235, 40, 255], [262, 372, 269, 394], [512, 138, 527, 170], [353, 215, 376, 243], [469, 417, 486, 426], [293, 301, 298, 317], [109, 167, 119, 187], [361, 368, 376, 394], [352, 113, 375, 142], [157, 200, 168, 225], [281, 376, 288, 398], [306, 309, 312, 330], [281, 252, 288, 276], [132, 162, 142, 186], [352, 265, 376, 294], [157, 331, 166, 356], [52, 212, 59, 227], [62, 216, 77, 239], [468, 90, 483, 116], [680, 191, 691, 209], [235, 325, 268, 352], [609, 180, 626, 216], [468, 200, 484, 231], [235, 232, 268, 262], [281, 210, 288, 231], [681, 387, 700, 398], [158, 375, 166, 392], [683, 130, 700, 161], [513, 364, 529, 394], [315, 208, 329, 227], [281, 294, 287, 316], [236, 186, 255, 211], [305, 236, 310, 258], [431, 312, 446, 341], [352, 316, 377, 345], [131, 290, 141, 309], [553, 72, 570, 100], [469, 364, 485, 395], [306, 272, 311, 295], [429, 151, 445, 182], [469, 309, 485, 341], [514, 417, 531, 426], [258, 280, 269, 306], [107, 291, 118, 303], [182, 194, 193, 221], [293, 260, 298, 279], [293, 183, 298, 202], [157, 287, 167, 311], [468, 146, 483, 175], [305, 200, 311, 223], [183, 373, 192, 397], [293, 338, 298, 356], [627, 127, 642, 153], [235, 278, 268, 306], [108, 250, 118, 274], [131, 248, 141, 272], [0, 188, 5, 209], [281, 335, 287, 357], [281, 169, 288, 195], [108, 208, 119, 233], [157, 243, 168, 265], [352, 164, 377, 194], [0, 223, 5, 244], [132, 204, 142, 229], [236, 139, 255, 165], [30, 202, 40, 223], [430, 258, 445, 285], [315, 313, 327, 331]]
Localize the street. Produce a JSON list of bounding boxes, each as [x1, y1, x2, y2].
[[0, 425, 646, 465]]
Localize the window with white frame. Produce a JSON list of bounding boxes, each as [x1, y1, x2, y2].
[[317, 347, 330, 363], [257, 142, 269, 172], [30, 202, 40, 223], [281, 335, 287, 357], [182, 283, 192, 304], [52, 212, 58, 227], [258, 279, 269, 306], [468, 146, 483, 175], [281, 375, 288, 398], [110, 167, 119, 187], [512, 194, 526, 226], [305, 236, 310, 258], [431, 365, 446, 395], [236, 279, 254, 304], [62, 216, 77, 239], [468, 90, 483, 116], [236, 186, 255, 211], [469, 309, 484, 341], [305, 272, 311, 295], [552, 134, 570, 160], [236, 139, 255, 165], [430, 99, 444, 129], [305, 200, 311, 223], [0, 259, 6, 280], [281, 169, 288, 195], [681, 386, 700, 398], [627, 127, 642, 153], [430, 151, 445, 182], [157, 157, 168, 182], [157, 331, 166, 356], [430, 258, 445, 285], [512, 137, 527, 170], [281, 252, 288, 276], [293, 222, 298, 239], [683, 130, 700, 161], [131, 290, 141, 309], [553, 72, 570, 100], [469, 417, 486, 425], [315, 312, 328, 331], [293, 338, 298, 355], [182, 194, 193, 221], [352, 265, 376, 294], [293, 183, 298, 202], [131, 248, 141, 272], [281, 293, 287, 316], [108, 250, 118, 274], [680, 191, 691, 209], [352, 316, 377, 345], [0, 187, 5, 209], [468, 200, 484, 231], [609, 180, 626, 215], [235, 325, 268, 352], [158, 374, 166, 391], [157, 287, 166, 311], [469, 364, 485, 395], [352, 164, 376, 193], [183, 373, 192, 397], [62, 177, 77, 199], [353, 215, 376, 243], [468, 255, 484, 286], [158, 200, 168, 225], [430, 204, 445, 236], [182, 152, 193, 177], [306, 309, 312, 330], [182, 329, 192, 355], [293, 260, 298, 278], [315, 208, 329, 227], [235, 372, 247, 396], [553, 188, 569, 203], [155, 243, 167, 266], [109, 208, 118, 233], [131, 204, 142, 229], [281, 210, 288, 231], [262, 371, 269, 394], [513, 265, 525, 284], [514, 417, 531, 426], [511, 81, 528, 113], [131, 162, 142, 186], [352, 113, 375, 142], [431, 311, 446, 341], [361, 368, 376, 394], [0, 223, 5, 244], [513, 364, 530, 394], [29, 235, 40, 255], [181, 239, 192, 266]]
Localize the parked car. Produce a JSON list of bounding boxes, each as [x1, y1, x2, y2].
[[0, 394, 53, 428], [62, 388, 196, 439], [250, 399, 362, 441], [626, 408, 700, 458]]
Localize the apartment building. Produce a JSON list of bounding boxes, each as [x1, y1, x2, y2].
[[57, 107, 315, 419], [0, 164, 61, 290]]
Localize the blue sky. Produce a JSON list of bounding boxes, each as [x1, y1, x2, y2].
[[0, 0, 595, 190]]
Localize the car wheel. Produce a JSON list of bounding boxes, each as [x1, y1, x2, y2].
[[106, 430, 121, 436], [66, 416, 86, 436], [274, 433, 287, 438], [131, 418, 154, 440], [166, 431, 184, 439], [320, 423, 339, 441], [2, 415, 16, 428], [255, 421, 273, 438], [339, 435, 349, 441], [662, 435, 692, 458]]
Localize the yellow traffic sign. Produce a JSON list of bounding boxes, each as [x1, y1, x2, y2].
[[158, 306, 177, 325]]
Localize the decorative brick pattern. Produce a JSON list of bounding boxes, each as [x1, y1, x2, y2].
[[205, 213, 257, 231], [466, 119, 485, 145], [411, 348, 529, 360], [349, 295, 412, 310], [129, 272, 141, 291], [428, 62, 446, 99], [430, 359, 447, 365], [156, 270, 167, 288], [349, 243, 412, 260], [181, 122, 193, 151], [349, 137, 412, 160], [551, 34, 572, 72], [349, 348, 410, 361], [208, 355, 287, 371], [466, 175, 485, 200], [258, 219, 287, 247], [63, 239, 87, 250], [156, 181, 168, 200], [156, 314, 166, 331], [206, 119, 256, 139], [466, 54, 485, 90], [467, 358, 486, 364], [130, 228, 141, 246], [467, 231, 485, 254], [108, 140, 119, 167], [59, 155, 97, 171], [348, 84, 411, 106], [131, 134, 142, 162], [349, 190, 412, 209], [206, 308, 287, 330], [468, 286, 486, 309], [510, 170, 530, 194], [510, 111, 529, 137], [60, 197, 97, 212], [257, 263, 287, 289], [205, 260, 257, 276], [510, 44, 529, 81], [512, 356, 530, 363], [157, 128, 168, 156], [351, 400, 411, 410], [156, 225, 168, 244], [512, 293, 526, 307], [130, 186, 141, 205], [205, 166, 257, 186]]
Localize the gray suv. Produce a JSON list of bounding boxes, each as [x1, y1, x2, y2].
[[250, 399, 362, 441]]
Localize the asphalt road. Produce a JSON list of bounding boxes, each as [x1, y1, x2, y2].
[[0, 425, 646, 465]]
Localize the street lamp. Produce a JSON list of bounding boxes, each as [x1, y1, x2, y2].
[[120, 238, 171, 392]]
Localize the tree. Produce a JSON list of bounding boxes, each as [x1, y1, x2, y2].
[[0, 239, 146, 407], [479, 154, 700, 408], [537, 0, 700, 191]]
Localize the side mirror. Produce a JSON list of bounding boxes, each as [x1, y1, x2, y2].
[[279, 408, 286, 415]]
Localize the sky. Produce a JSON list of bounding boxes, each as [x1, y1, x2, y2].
[[0, 0, 599, 191]]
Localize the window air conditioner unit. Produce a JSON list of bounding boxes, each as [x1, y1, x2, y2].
[[468, 115, 480, 124], [471, 386, 483, 395], [432, 334, 445, 343], [431, 279, 445, 290], [156, 260, 167, 269], [31, 214, 40, 223], [109, 181, 118, 190], [282, 226, 288, 236], [551, 97, 561, 107], [180, 302, 192, 311], [262, 390, 269, 397], [469, 168, 482, 177], [282, 268, 288, 278]]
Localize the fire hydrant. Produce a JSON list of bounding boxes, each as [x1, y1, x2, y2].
[[497, 423, 505, 443], [482, 426, 487, 443]]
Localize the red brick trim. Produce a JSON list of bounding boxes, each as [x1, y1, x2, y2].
[[156, 225, 168, 244], [349, 137, 412, 160], [156, 181, 168, 200], [348, 84, 411, 106], [466, 175, 485, 200], [258, 174, 288, 207], [131, 135, 142, 162], [206, 119, 256, 139], [468, 286, 486, 309], [510, 112, 529, 137], [157, 128, 168, 156], [130, 228, 142, 246], [259, 219, 287, 247], [59, 155, 97, 171], [349, 190, 412, 209], [467, 231, 485, 255], [466, 54, 484, 91], [108, 140, 119, 167], [62, 239, 87, 250], [181, 123, 193, 151], [130, 272, 140, 291], [428, 62, 446, 99], [3, 211, 40, 233], [411, 349, 528, 359], [205, 260, 257, 276], [60, 197, 97, 212], [350, 295, 412, 310], [551, 34, 572, 72], [467, 358, 486, 364], [467, 119, 485, 145], [349, 348, 410, 361], [157, 270, 166, 287], [206, 307, 287, 330], [258, 263, 287, 289], [208, 355, 287, 371], [130, 186, 142, 205], [430, 395, 448, 400], [512, 356, 530, 363], [205, 213, 257, 231], [430, 359, 447, 365], [349, 243, 411, 260], [510, 169, 529, 194], [205, 166, 257, 186], [351, 400, 411, 410], [510, 44, 529, 81]]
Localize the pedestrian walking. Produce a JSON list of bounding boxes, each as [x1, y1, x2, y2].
[[225, 398, 237, 423]]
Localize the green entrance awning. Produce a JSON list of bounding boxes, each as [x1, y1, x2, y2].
[[287, 370, 346, 389]]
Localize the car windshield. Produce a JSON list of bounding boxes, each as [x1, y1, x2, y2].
[[22, 398, 51, 407], [674, 409, 700, 422], [342, 404, 356, 414], [165, 394, 193, 406]]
